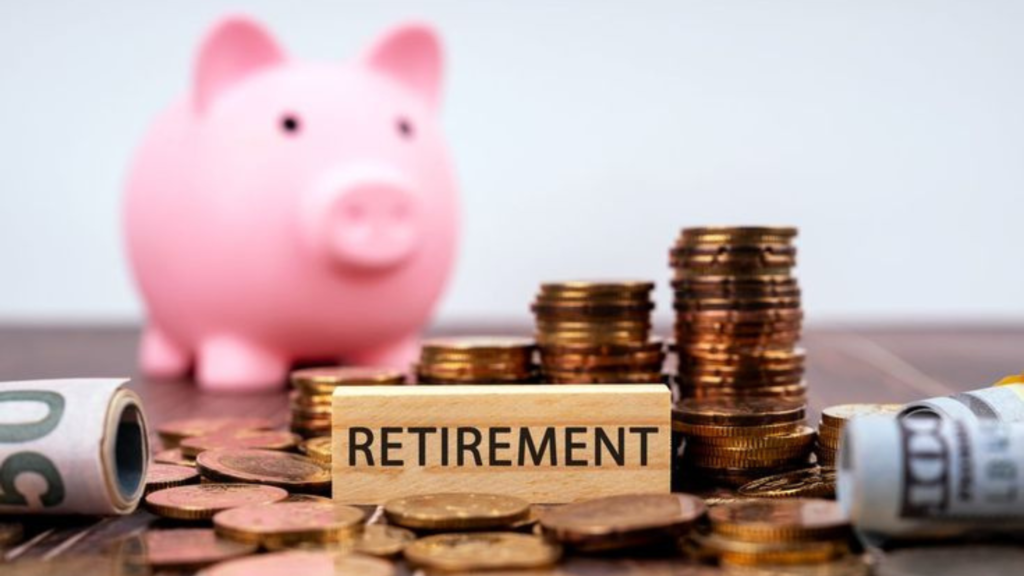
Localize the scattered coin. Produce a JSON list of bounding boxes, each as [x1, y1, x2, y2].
[[738, 467, 836, 499], [145, 463, 200, 494], [354, 524, 417, 557], [299, 436, 332, 464], [145, 483, 288, 520], [384, 493, 530, 530], [180, 428, 299, 458], [404, 532, 561, 572], [158, 416, 275, 448], [283, 494, 333, 503], [196, 449, 331, 493], [154, 447, 196, 467], [698, 533, 850, 566], [708, 499, 851, 543], [197, 550, 396, 576], [213, 501, 365, 549], [717, 554, 871, 575], [119, 528, 256, 569], [539, 493, 707, 551]]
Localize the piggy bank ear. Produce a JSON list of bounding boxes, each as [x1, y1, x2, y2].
[[362, 23, 443, 110], [194, 15, 286, 114]]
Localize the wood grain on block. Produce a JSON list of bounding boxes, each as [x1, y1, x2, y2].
[[331, 384, 671, 504]]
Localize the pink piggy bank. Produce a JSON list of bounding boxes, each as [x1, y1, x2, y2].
[[123, 15, 458, 392]]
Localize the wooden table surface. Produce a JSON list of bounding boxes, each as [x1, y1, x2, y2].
[[1, 323, 1021, 574]]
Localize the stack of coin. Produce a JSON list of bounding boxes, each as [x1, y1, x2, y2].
[[289, 367, 406, 437], [814, 403, 903, 466], [531, 280, 665, 384], [416, 337, 537, 384], [699, 499, 854, 566], [670, 227, 806, 401], [672, 398, 814, 487]]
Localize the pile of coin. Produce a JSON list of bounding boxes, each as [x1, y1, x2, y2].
[[814, 403, 903, 466], [416, 337, 537, 384], [698, 498, 855, 566], [531, 280, 665, 384], [672, 398, 814, 487], [289, 367, 406, 437], [670, 226, 806, 401]]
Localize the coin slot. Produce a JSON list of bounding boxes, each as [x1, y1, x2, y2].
[[115, 404, 145, 499]]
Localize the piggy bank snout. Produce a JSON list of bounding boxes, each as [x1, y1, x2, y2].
[[305, 167, 422, 271]]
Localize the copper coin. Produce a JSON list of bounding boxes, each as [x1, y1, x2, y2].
[[145, 463, 200, 494], [282, 494, 333, 503], [0, 522, 23, 546], [145, 483, 288, 520], [673, 398, 805, 426], [539, 279, 655, 294], [197, 449, 331, 492], [354, 524, 417, 557], [198, 550, 395, 576], [820, 403, 904, 428], [421, 336, 536, 354], [213, 501, 365, 549], [180, 428, 299, 458], [679, 226, 798, 244], [384, 493, 530, 530], [404, 532, 561, 571], [708, 498, 850, 542], [290, 367, 406, 394], [539, 494, 706, 551], [299, 436, 332, 464], [154, 447, 196, 467], [158, 416, 275, 448], [120, 528, 256, 569]]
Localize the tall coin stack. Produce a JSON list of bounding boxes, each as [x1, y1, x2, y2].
[[672, 398, 814, 488], [416, 337, 538, 384], [531, 281, 665, 384], [289, 367, 406, 437], [670, 226, 806, 401]]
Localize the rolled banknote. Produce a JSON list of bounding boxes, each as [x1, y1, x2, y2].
[[899, 383, 1024, 423], [0, 378, 149, 515], [838, 414, 1024, 538]]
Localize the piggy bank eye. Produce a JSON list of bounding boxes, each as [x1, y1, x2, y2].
[[396, 117, 414, 140], [280, 114, 301, 135]]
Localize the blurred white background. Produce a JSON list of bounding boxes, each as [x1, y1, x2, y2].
[[1, 1, 1022, 326]]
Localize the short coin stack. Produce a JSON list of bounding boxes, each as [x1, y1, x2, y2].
[[416, 337, 537, 384], [699, 499, 855, 566], [289, 367, 406, 438], [670, 226, 806, 401], [815, 403, 903, 466], [531, 280, 665, 384], [672, 398, 814, 487]]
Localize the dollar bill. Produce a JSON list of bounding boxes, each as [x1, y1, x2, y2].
[[0, 379, 149, 515], [899, 383, 1024, 423], [838, 414, 1024, 538]]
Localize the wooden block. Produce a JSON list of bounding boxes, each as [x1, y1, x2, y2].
[[331, 384, 671, 504]]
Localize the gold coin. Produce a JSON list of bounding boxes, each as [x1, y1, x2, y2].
[[290, 366, 406, 395], [158, 416, 275, 448], [543, 371, 664, 384], [119, 528, 256, 569], [145, 463, 200, 494], [708, 498, 851, 542], [421, 336, 535, 354], [145, 483, 288, 520], [197, 550, 396, 576], [690, 425, 813, 449], [213, 501, 365, 549], [820, 403, 904, 428], [180, 429, 299, 458], [697, 533, 848, 566], [539, 493, 706, 551], [0, 522, 23, 547], [282, 494, 333, 503], [299, 436, 332, 464], [404, 532, 561, 571], [678, 226, 798, 244], [539, 279, 655, 294], [153, 447, 196, 468], [354, 524, 417, 557], [673, 421, 802, 437], [196, 449, 331, 493], [673, 398, 805, 427], [738, 466, 837, 499], [384, 493, 530, 530]]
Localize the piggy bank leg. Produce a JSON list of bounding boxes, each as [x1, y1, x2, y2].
[[347, 332, 419, 373], [196, 336, 289, 393], [140, 326, 191, 380]]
